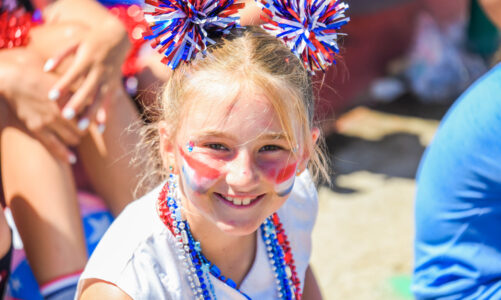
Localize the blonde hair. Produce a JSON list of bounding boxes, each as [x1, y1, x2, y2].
[[135, 26, 330, 195]]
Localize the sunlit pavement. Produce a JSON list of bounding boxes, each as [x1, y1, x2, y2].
[[311, 99, 450, 299]]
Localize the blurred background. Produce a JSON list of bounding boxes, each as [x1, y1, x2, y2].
[[310, 0, 499, 298]]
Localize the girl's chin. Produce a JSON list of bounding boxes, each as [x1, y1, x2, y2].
[[215, 220, 263, 237]]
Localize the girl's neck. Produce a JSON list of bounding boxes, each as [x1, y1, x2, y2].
[[183, 206, 257, 287]]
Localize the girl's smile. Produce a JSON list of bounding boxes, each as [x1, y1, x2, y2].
[[214, 193, 265, 208]]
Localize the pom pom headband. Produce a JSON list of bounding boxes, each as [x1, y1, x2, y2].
[[142, 0, 349, 72], [258, 0, 349, 73], [142, 0, 244, 69]]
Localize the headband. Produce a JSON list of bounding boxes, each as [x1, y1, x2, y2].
[[143, 0, 349, 72]]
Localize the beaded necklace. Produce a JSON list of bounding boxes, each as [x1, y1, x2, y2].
[[156, 175, 302, 300]]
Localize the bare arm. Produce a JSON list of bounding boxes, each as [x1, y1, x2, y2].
[[302, 265, 323, 300], [79, 279, 132, 300]]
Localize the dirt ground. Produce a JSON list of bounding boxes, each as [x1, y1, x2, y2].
[[311, 99, 450, 299]]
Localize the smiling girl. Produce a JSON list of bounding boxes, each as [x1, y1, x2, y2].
[[76, 0, 348, 298]]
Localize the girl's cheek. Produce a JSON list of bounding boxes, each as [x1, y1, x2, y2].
[[179, 147, 221, 193], [261, 162, 298, 197]]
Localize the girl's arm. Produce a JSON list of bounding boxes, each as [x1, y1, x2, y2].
[[303, 265, 323, 300], [79, 280, 132, 300]]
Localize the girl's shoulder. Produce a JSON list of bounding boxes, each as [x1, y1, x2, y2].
[[77, 183, 187, 299]]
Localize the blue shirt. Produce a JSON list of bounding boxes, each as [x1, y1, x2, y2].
[[413, 64, 501, 299]]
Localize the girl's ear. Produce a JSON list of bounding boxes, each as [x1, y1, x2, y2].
[[159, 121, 178, 174], [297, 127, 320, 174]]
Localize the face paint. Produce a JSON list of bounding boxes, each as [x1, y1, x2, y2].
[[262, 162, 297, 197], [187, 141, 194, 153], [179, 146, 221, 193]]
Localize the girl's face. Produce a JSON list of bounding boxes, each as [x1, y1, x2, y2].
[[161, 87, 311, 236]]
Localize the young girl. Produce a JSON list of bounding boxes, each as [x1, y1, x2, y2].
[[76, 0, 348, 298]]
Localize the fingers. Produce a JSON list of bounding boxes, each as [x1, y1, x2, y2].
[[76, 81, 105, 132], [46, 44, 90, 102], [61, 67, 102, 121], [96, 107, 107, 134], [35, 130, 77, 164], [48, 119, 82, 146], [43, 43, 79, 73]]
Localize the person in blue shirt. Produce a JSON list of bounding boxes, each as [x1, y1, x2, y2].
[[412, 60, 501, 298]]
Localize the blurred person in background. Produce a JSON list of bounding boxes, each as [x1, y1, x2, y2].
[[412, 1, 501, 298], [0, 0, 143, 297]]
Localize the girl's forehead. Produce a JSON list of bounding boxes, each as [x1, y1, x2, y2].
[[181, 89, 281, 135], [176, 74, 302, 144]]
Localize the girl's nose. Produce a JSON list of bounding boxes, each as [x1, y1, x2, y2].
[[225, 151, 259, 190]]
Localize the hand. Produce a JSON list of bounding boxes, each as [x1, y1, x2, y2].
[[44, 15, 130, 131], [0, 51, 81, 163]]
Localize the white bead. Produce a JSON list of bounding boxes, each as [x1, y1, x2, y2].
[[181, 230, 189, 244]]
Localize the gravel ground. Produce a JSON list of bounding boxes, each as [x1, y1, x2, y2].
[[310, 102, 448, 299]]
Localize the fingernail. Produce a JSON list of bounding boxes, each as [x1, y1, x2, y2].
[[43, 59, 55, 72], [62, 107, 75, 120], [48, 89, 60, 102], [77, 118, 90, 131], [68, 153, 77, 164], [97, 123, 106, 134]]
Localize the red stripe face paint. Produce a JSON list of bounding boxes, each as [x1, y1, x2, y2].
[[179, 147, 221, 193], [262, 162, 298, 197]]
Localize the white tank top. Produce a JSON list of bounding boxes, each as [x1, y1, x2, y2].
[[76, 171, 318, 299]]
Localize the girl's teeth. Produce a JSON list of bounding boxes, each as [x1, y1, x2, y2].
[[223, 195, 255, 206]]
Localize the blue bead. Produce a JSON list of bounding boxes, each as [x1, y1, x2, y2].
[[220, 276, 226, 281], [226, 278, 237, 288], [210, 264, 221, 277]]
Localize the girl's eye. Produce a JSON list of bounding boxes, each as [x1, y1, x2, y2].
[[259, 145, 283, 152], [207, 144, 229, 151]]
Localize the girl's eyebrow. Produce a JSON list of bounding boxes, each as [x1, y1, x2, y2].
[[195, 131, 288, 141], [259, 132, 288, 140]]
